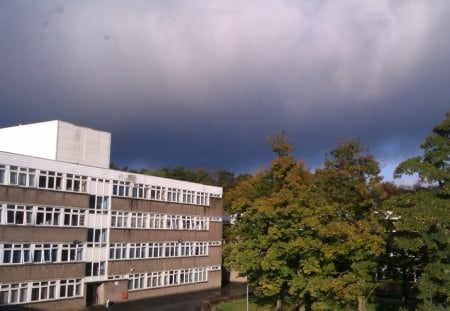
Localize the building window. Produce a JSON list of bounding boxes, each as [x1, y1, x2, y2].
[[6, 205, 33, 225], [181, 216, 194, 230], [148, 242, 164, 258], [129, 243, 146, 259], [0, 279, 82, 305], [128, 273, 145, 290], [1, 243, 84, 265], [196, 192, 207, 205], [31, 281, 57, 301], [149, 185, 164, 201], [59, 279, 81, 298], [65, 174, 87, 192], [165, 242, 179, 257], [108, 210, 209, 231], [149, 213, 164, 229], [180, 242, 193, 257], [87, 229, 107, 247], [131, 183, 144, 198], [130, 213, 145, 228], [165, 215, 180, 229], [33, 244, 58, 263], [38, 171, 62, 190], [36, 207, 61, 226], [63, 208, 85, 227], [9, 166, 36, 187], [0, 282, 28, 305], [128, 268, 208, 291], [112, 181, 130, 197], [85, 262, 105, 276], [61, 244, 83, 262], [194, 242, 208, 256], [193, 268, 207, 282], [183, 190, 195, 204], [89, 196, 109, 214], [166, 270, 178, 285], [109, 243, 127, 260], [148, 272, 164, 288], [195, 217, 208, 230], [0, 165, 5, 184], [167, 188, 181, 202], [2, 244, 31, 264], [111, 211, 127, 227]]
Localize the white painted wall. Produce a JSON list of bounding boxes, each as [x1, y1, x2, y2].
[[0, 120, 58, 160]]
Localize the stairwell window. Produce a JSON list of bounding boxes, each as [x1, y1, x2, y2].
[[87, 229, 107, 247], [0, 165, 5, 184], [85, 262, 105, 276]]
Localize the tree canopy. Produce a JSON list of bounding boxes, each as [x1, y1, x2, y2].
[[224, 135, 386, 310], [385, 112, 449, 309]]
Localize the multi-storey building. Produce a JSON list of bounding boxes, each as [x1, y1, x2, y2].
[[0, 121, 223, 310]]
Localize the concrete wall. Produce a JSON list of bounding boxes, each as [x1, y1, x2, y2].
[[56, 121, 111, 169], [109, 223, 222, 243]]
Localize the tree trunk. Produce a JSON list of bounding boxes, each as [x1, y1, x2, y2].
[[298, 300, 306, 311], [358, 296, 366, 311], [276, 297, 283, 311]]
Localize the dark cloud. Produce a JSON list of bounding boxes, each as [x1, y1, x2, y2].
[[0, 1, 449, 184]]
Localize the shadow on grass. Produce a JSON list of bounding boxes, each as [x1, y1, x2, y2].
[[369, 297, 403, 311]]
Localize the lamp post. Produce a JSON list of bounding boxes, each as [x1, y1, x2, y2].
[[246, 282, 249, 311]]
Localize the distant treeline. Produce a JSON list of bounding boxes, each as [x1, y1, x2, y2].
[[109, 164, 249, 193]]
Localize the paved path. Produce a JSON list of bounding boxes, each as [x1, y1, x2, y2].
[[86, 282, 247, 311]]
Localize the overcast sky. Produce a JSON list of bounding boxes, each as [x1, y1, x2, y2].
[[1, 1, 449, 183]]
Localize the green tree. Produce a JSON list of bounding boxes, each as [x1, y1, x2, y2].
[[385, 112, 449, 309], [224, 132, 313, 310], [311, 139, 386, 311]]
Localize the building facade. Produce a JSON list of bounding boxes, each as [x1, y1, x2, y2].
[[0, 121, 223, 310]]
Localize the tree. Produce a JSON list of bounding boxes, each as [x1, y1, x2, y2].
[[311, 139, 386, 311], [385, 112, 449, 309], [224, 132, 313, 310]]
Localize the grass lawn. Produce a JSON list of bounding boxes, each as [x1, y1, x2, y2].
[[216, 297, 403, 311]]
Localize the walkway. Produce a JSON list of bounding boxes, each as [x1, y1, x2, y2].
[[85, 282, 248, 311]]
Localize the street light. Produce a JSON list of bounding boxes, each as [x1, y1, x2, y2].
[[246, 282, 249, 311]]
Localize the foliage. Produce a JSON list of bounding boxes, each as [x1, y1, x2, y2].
[[385, 112, 450, 309], [224, 132, 313, 310], [225, 135, 385, 311], [308, 139, 386, 310]]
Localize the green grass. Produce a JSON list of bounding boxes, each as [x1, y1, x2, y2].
[[216, 297, 403, 311]]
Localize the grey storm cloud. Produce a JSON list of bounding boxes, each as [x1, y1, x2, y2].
[[0, 0, 449, 180]]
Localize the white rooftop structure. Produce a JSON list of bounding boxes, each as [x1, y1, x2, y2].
[[0, 120, 111, 168]]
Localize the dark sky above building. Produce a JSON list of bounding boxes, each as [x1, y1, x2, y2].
[[1, 1, 449, 184]]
